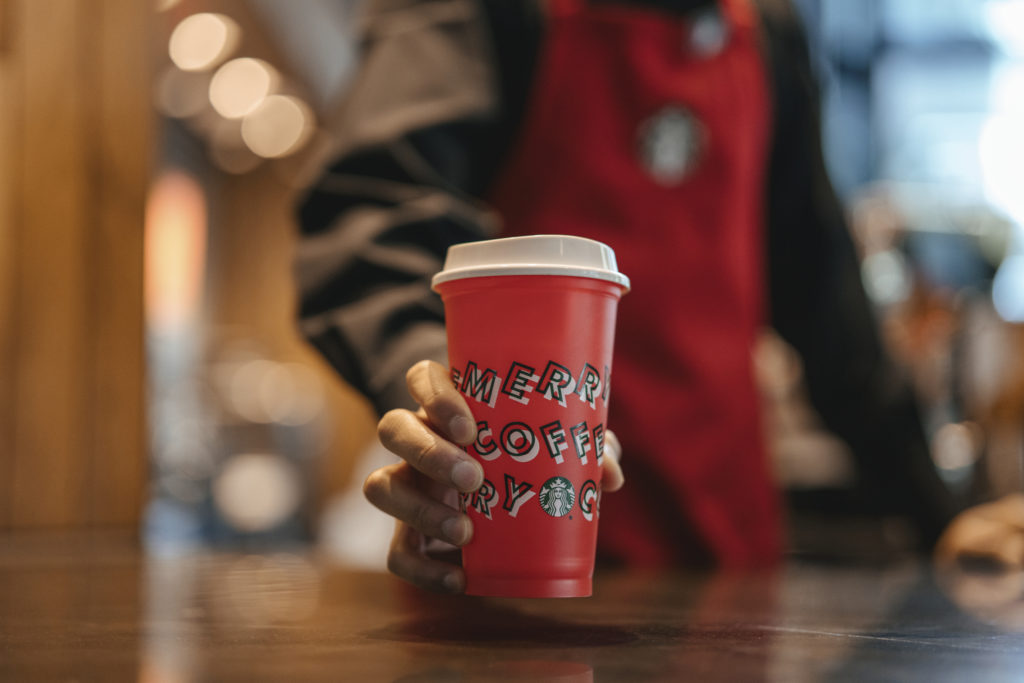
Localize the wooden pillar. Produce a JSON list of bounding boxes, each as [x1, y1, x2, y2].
[[0, 0, 150, 529]]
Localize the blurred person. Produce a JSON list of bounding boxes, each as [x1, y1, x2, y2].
[[294, 0, 1024, 592]]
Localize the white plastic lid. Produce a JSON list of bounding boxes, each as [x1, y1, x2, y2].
[[431, 235, 630, 292]]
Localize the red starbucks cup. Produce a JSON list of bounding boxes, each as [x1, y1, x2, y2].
[[432, 235, 629, 598]]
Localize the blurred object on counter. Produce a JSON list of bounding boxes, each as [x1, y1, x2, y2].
[[317, 440, 395, 570], [774, 0, 1024, 557], [849, 183, 1023, 504], [800, 0, 1024, 512], [757, 332, 856, 493], [144, 0, 376, 554], [146, 329, 331, 554]]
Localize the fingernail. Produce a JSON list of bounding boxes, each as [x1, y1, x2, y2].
[[449, 415, 475, 444], [441, 516, 470, 546], [451, 460, 483, 491], [442, 572, 465, 594]]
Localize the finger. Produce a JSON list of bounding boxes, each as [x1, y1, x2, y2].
[[363, 463, 475, 547], [936, 513, 1024, 570], [378, 408, 483, 492], [996, 532, 1024, 569], [989, 493, 1024, 531], [960, 528, 1024, 569], [602, 429, 625, 492], [387, 520, 467, 594], [406, 360, 477, 445]]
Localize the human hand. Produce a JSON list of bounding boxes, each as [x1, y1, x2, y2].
[[934, 494, 1024, 631], [935, 494, 1024, 570], [363, 360, 624, 593]]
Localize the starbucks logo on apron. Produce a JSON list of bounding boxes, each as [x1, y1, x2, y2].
[[637, 105, 704, 186], [539, 476, 575, 518]]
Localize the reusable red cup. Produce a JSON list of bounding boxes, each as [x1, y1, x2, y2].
[[432, 235, 629, 598]]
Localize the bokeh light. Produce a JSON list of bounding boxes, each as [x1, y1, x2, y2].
[[240, 95, 314, 158], [993, 250, 1024, 322], [931, 421, 983, 471], [154, 66, 211, 119], [980, 115, 1024, 226], [168, 13, 240, 73], [213, 453, 302, 532], [861, 249, 912, 306], [209, 58, 278, 119], [220, 358, 325, 425], [144, 172, 208, 335], [226, 359, 277, 423], [209, 118, 263, 175]]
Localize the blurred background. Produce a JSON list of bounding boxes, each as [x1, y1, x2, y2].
[[0, 0, 1022, 565]]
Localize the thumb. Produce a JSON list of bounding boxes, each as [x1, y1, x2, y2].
[[602, 430, 625, 492]]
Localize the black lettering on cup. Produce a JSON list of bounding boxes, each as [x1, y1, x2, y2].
[[538, 361, 576, 407], [579, 479, 599, 522], [469, 478, 499, 519], [593, 423, 605, 463], [570, 420, 592, 464], [502, 474, 536, 518], [576, 363, 601, 409], [461, 361, 500, 407], [473, 420, 499, 460], [500, 361, 538, 405], [500, 421, 539, 463], [540, 420, 569, 464]]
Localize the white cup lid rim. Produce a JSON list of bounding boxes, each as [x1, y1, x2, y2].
[[431, 235, 630, 291]]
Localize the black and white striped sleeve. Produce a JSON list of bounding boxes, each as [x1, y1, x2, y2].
[[294, 0, 539, 415]]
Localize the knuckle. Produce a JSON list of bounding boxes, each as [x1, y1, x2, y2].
[[362, 469, 388, 506], [410, 437, 439, 472], [385, 549, 404, 578], [376, 409, 409, 449], [410, 501, 435, 536], [408, 361, 454, 409], [422, 391, 447, 415]]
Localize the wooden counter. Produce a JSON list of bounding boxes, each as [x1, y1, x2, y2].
[[1, 533, 1021, 681]]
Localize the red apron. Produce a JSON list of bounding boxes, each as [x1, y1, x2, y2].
[[489, 0, 780, 567]]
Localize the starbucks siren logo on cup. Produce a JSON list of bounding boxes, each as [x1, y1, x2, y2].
[[432, 235, 629, 598]]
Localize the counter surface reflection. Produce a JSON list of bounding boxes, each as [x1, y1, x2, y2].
[[1, 533, 1022, 681]]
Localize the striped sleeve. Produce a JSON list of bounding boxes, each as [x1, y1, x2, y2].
[[294, 0, 508, 415]]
